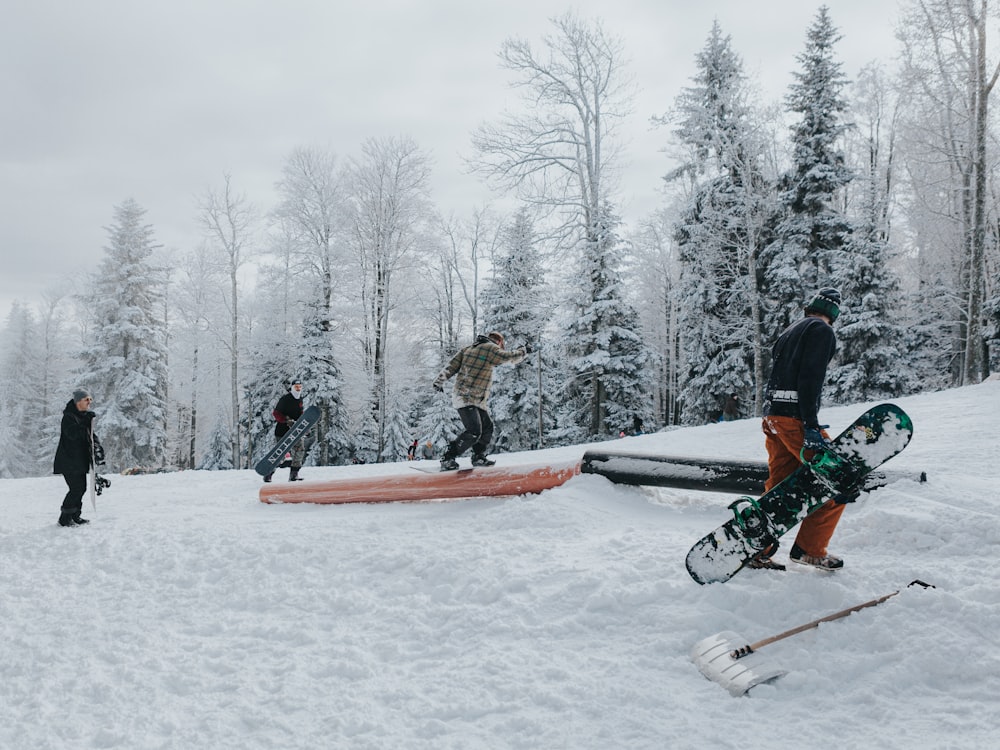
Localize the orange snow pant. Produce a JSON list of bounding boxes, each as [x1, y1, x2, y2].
[[762, 415, 846, 557]]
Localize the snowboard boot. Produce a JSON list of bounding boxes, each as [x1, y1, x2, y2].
[[73, 516, 90, 525], [748, 541, 785, 571], [789, 543, 843, 570], [471, 454, 496, 467], [289, 467, 303, 481], [748, 555, 785, 571], [58, 514, 76, 527], [440, 457, 460, 471], [263, 472, 274, 483]]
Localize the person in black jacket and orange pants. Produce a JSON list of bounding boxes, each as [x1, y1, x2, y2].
[[753, 288, 853, 572]]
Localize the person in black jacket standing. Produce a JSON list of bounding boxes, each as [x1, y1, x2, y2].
[[53, 388, 103, 527], [752, 288, 846, 571], [265, 379, 306, 482]]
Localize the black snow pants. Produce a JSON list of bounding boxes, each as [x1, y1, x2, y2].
[[446, 406, 494, 459]]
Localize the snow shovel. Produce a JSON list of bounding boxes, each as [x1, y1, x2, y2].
[[691, 580, 934, 696]]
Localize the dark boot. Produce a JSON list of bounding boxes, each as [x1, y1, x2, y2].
[[471, 453, 495, 467], [289, 467, 303, 481], [263, 472, 274, 483], [73, 516, 90, 525], [58, 514, 76, 527]]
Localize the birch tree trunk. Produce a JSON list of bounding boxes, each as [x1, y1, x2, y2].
[[198, 174, 257, 468], [347, 136, 432, 460]]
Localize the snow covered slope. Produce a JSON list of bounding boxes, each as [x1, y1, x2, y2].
[[1, 381, 997, 749]]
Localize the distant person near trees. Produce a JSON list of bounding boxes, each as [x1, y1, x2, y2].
[[632, 414, 645, 435], [752, 288, 855, 572], [265, 379, 306, 483], [433, 332, 528, 470], [53, 388, 104, 527], [722, 393, 739, 421]]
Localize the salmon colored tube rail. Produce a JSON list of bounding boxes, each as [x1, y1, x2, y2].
[[259, 461, 582, 505]]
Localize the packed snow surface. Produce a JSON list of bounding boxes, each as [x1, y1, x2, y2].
[[2, 382, 998, 749]]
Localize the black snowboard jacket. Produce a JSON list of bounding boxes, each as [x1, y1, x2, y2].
[[53, 399, 100, 475], [273, 392, 304, 438], [762, 315, 837, 428]]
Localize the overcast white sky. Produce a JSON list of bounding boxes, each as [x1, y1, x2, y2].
[[0, 0, 901, 322]]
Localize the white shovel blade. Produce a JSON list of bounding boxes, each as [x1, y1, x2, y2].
[[690, 630, 787, 697]]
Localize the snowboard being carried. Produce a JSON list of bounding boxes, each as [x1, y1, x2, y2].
[[254, 405, 320, 477], [685, 403, 914, 585]]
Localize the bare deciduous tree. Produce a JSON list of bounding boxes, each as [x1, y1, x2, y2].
[[198, 173, 258, 467], [898, 0, 1000, 383], [437, 206, 503, 341], [469, 11, 634, 248], [273, 147, 350, 465], [471, 12, 642, 435], [347, 136, 433, 459]]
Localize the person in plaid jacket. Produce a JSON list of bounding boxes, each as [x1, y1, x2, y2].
[[433, 332, 528, 470]]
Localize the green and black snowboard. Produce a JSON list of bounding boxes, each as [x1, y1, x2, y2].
[[685, 403, 914, 585]]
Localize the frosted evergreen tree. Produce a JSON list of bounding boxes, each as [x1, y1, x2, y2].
[[241, 343, 295, 469], [0, 381, 14, 478], [351, 414, 379, 465], [471, 13, 639, 439], [78, 199, 168, 472], [419, 390, 460, 457], [826, 83, 914, 402], [380, 389, 413, 462], [295, 301, 352, 466], [903, 255, 961, 391], [200, 415, 234, 470], [480, 209, 552, 451], [668, 22, 774, 423], [826, 231, 915, 401], [760, 6, 854, 341], [626, 216, 683, 426], [557, 208, 655, 439], [0, 303, 45, 476], [987, 292, 1000, 374]]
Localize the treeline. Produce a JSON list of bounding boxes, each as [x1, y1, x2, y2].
[[1, 3, 997, 477]]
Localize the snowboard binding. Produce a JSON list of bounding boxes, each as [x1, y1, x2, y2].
[[727, 496, 776, 551]]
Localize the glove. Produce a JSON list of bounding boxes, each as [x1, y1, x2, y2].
[[432, 380, 444, 392], [833, 490, 859, 505], [523, 341, 533, 354], [802, 425, 829, 451]]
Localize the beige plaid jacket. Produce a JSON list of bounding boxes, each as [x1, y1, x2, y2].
[[433, 341, 526, 411]]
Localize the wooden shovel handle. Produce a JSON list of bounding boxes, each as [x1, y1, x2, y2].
[[732, 580, 933, 659]]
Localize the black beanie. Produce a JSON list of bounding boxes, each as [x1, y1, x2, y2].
[[805, 288, 841, 323]]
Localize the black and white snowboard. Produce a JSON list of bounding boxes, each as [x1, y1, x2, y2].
[[254, 405, 320, 477]]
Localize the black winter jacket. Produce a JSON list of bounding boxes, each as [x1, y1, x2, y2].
[[53, 399, 98, 475], [273, 392, 304, 438], [763, 316, 837, 428]]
